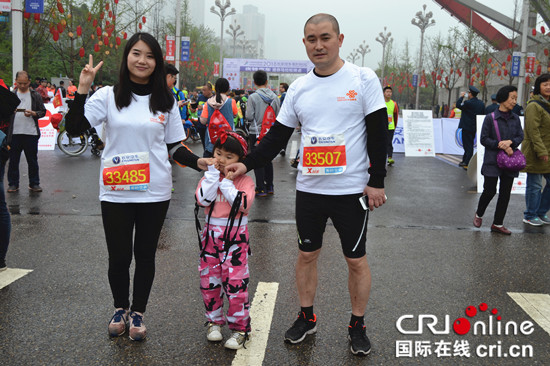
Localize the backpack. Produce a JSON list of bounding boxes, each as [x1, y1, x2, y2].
[[257, 103, 276, 142], [208, 109, 232, 144]]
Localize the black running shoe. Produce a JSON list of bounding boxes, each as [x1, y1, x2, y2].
[[284, 312, 317, 343], [348, 323, 371, 356]]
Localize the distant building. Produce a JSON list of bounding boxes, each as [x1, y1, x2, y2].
[[231, 5, 265, 59], [188, 0, 205, 27]]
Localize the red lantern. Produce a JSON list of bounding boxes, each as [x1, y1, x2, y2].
[[57, 23, 64, 33], [537, 64, 542, 75], [502, 62, 506, 67], [504, 69, 508, 76], [87, 13, 92, 22], [76, 25, 82, 36], [57, 2, 64, 13], [532, 28, 537, 36], [94, 44, 100, 52], [139, 23, 142, 30], [112, 15, 116, 21], [114, 0, 118, 3], [52, 30, 59, 41], [123, 32, 127, 40], [477, 57, 481, 63], [464, 46, 467, 52], [109, 11, 113, 18], [96, 27, 102, 36], [93, 19, 98, 27], [507, 54, 512, 62], [105, 3, 110, 10], [542, 26, 546, 34], [106, 20, 110, 27], [79, 47, 85, 58], [484, 68, 488, 76], [24, 12, 30, 19], [488, 58, 492, 64], [142, 16, 146, 24], [545, 49, 549, 56], [103, 36, 109, 45], [100, 12, 105, 20], [497, 70, 502, 76], [480, 80, 485, 87], [526, 75, 531, 83], [116, 36, 121, 46], [34, 13, 40, 22], [204, 72, 207, 76]]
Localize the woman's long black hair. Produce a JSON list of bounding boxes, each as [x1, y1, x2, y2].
[[214, 78, 230, 104], [113, 32, 174, 113]]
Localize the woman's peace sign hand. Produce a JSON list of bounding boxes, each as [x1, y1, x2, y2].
[[77, 54, 103, 94]]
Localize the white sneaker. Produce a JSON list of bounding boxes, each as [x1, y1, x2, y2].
[[206, 322, 223, 342], [224, 331, 249, 350]]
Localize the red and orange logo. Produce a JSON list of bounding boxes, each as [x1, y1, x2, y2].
[[337, 90, 357, 102]]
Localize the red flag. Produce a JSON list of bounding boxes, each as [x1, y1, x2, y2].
[[52, 88, 63, 108]]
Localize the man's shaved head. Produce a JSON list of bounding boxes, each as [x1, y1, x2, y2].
[[304, 13, 340, 35]]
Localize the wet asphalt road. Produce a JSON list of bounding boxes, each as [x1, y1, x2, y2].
[[1, 132, 550, 365]]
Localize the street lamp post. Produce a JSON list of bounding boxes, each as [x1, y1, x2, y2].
[[210, 0, 236, 76], [411, 4, 435, 109], [375, 27, 392, 84], [347, 50, 359, 65], [356, 41, 370, 67], [238, 37, 251, 58], [226, 19, 244, 58]]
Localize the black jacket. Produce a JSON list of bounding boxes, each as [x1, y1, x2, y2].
[[457, 96, 485, 132], [7, 89, 47, 141]]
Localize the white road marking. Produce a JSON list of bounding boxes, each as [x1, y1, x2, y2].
[[289, 140, 298, 160], [508, 292, 550, 336], [232, 281, 279, 366], [0, 268, 33, 290]]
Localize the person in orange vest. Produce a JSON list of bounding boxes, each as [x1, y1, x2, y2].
[[383, 86, 398, 166], [67, 79, 77, 100]]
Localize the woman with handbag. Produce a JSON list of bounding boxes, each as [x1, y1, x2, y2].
[[522, 73, 550, 226], [473, 85, 524, 235]]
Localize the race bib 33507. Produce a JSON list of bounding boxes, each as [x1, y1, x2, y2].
[[302, 134, 347, 175]]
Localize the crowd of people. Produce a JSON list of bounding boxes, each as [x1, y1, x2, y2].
[[1, 11, 549, 359]]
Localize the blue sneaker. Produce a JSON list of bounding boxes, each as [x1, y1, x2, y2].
[[108, 308, 129, 337], [538, 215, 550, 225], [523, 217, 544, 226], [129, 311, 146, 341]]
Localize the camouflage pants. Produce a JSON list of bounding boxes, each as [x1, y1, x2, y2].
[[198, 223, 250, 332]]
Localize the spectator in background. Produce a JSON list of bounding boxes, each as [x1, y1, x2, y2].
[[57, 80, 67, 98], [7, 71, 46, 193], [485, 94, 498, 114], [35, 78, 51, 103], [383, 85, 398, 166], [246, 70, 280, 196], [473, 85, 523, 235], [278, 83, 289, 156], [521, 73, 550, 226], [67, 79, 77, 100], [165, 63, 187, 121], [457, 85, 485, 169]]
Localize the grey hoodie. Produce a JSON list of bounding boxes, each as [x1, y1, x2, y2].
[[246, 88, 280, 135]]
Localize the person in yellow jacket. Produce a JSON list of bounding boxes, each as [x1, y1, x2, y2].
[[383, 86, 398, 166]]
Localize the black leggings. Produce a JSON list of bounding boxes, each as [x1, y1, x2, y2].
[[101, 200, 170, 313], [476, 176, 514, 226]]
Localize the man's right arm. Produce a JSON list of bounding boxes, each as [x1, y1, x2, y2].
[[243, 121, 294, 171]]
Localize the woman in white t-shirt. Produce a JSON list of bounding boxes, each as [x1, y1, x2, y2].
[[66, 33, 210, 341]]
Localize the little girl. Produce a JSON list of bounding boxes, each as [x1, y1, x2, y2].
[[195, 130, 255, 350]]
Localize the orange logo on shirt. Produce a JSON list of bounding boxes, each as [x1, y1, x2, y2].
[[159, 114, 165, 122], [337, 90, 358, 102]]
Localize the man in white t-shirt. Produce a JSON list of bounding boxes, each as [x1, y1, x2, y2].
[[7, 71, 46, 193], [225, 13, 388, 356]]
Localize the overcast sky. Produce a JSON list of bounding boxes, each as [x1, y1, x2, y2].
[[203, 0, 523, 70]]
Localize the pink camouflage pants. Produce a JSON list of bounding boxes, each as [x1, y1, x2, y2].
[[198, 223, 250, 332]]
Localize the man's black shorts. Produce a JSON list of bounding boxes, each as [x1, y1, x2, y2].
[[295, 190, 368, 258]]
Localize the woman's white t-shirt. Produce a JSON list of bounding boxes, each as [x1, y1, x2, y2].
[[276, 61, 385, 195], [84, 86, 186, 203]]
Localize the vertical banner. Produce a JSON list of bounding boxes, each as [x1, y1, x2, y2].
[[402, 110, 435, 157], [180, 36, 190, 62], [412, 74, 418, 88], [213, 62, 220, 77], [165, 35, 175, 61], [526, 52, 536, 74], [420, 73, 427, 88], [25, 0, 43, 13], [0, 0, 11, 12], [511, 51, 521, 77]]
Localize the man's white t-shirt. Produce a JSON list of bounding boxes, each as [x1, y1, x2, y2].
[[277, 61, 385, 195], [84, 86, 186, 203]]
